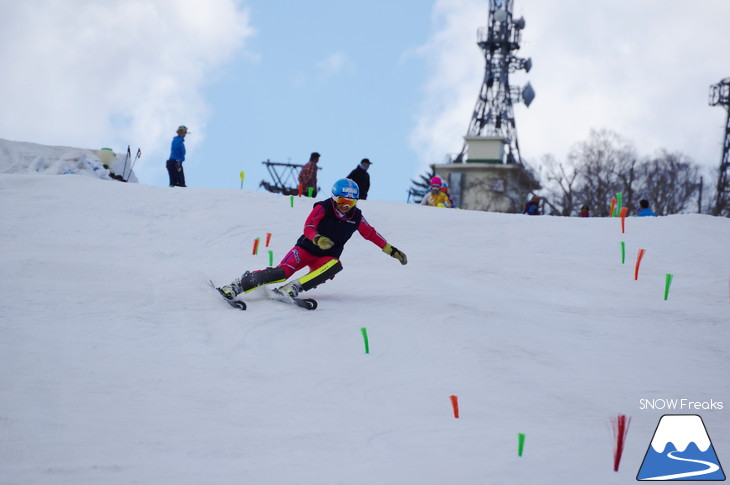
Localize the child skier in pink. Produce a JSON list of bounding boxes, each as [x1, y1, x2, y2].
[[218, 178, 407, 300]]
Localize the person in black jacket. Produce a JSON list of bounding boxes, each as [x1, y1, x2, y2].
[[346, 158, 372, 200], [217, 178, 406, 301]]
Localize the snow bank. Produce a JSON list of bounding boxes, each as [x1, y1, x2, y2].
[[0, 137, 138, 182]]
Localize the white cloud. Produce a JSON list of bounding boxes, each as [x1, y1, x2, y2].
[[409, 0, 485, 166], [0, 0, 255, 182], [410, 0, 730, 175], [316, 52, 350, 77]]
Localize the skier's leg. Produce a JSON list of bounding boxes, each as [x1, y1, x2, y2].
[[220, 267, 287, 298], [278, 247, 309, 278], [221, 246, 331, 299], [300, 258, 342, 291], [278, 258, 342, 296], [219, 246, 314, 299]]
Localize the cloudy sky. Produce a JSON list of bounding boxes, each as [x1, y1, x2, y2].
[[1, 0, 729, 202]]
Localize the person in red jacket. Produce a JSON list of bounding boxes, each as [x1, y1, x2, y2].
[[298, 152, 320, 197], [218, 178, 407, 300]]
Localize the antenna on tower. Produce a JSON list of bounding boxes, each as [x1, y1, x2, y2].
[[458, 0, 534, 165], [709, 78, 730, 216]]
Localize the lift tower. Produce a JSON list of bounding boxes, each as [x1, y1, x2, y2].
[[709, 78, 730, 217], [460, 0, 534, 164]]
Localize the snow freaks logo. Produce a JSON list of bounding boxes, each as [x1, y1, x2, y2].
[[639, 398, 724, 411], [637, 414, 725, 481]]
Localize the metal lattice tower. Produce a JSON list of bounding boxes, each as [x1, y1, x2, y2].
[[459, 0, 534, 165], [709, 78, 730, 216]]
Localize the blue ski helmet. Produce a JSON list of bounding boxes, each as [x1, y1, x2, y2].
[[331, 178, 359, 200]]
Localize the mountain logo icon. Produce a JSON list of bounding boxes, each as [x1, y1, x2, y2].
[[637, 414, 725, 481]]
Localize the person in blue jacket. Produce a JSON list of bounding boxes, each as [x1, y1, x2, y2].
[[166, 125, 188, 187], [522, 195, 541, 215], [637, 199, 657, 217]]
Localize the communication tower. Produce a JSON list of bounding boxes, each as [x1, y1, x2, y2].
[[709, 78, 730, 216], [459, 0, 534, 164], [434, 0, 538, 212]]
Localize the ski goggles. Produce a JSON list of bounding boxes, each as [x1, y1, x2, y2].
[[333, 196, 357, 209]]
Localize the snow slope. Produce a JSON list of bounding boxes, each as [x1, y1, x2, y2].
[[0, 137, 138, 182], [1, 173, 728, 485]]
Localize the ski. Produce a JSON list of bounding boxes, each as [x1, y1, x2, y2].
[[269, 288, 318, 310], [209, 281, 317, 310], [209, 280, 246, 310]]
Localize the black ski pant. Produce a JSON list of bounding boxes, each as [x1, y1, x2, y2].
[[166, 159, 186, 187]]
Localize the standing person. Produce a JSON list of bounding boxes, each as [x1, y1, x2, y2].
[[522, 195, 541, 215], [346, 158, 372, 200], [217, 178, 407, 301], [166, 125, 188, 187], [440, 181, 455, 208], [298, 152, 320, 197], [636, 199, 657, 217], [420, 176, 452, 207], [579, 205, 590, 217]]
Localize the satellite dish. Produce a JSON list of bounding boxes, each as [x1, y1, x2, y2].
[[523, 57, 532, 73], [493, 8, 507, 22], [522, 82, 535, 107]]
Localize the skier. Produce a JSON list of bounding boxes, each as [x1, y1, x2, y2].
[[218, 178, 408, 301], [420, 176, 452, 207]]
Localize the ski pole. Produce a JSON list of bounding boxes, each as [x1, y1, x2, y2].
[[126, 148, 141, 181], [121, 145, 131, 181]]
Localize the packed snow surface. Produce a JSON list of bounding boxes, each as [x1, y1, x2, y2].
[[1, 169, 728, 484]]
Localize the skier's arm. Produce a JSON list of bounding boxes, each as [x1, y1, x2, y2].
[[302, 204, 326, 241], [359, 217, 407, 265], [302, 205, 335, 249], [357, 217, 387, 249]]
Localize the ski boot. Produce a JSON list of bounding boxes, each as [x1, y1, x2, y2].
[[277, 279, 303, 298]]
